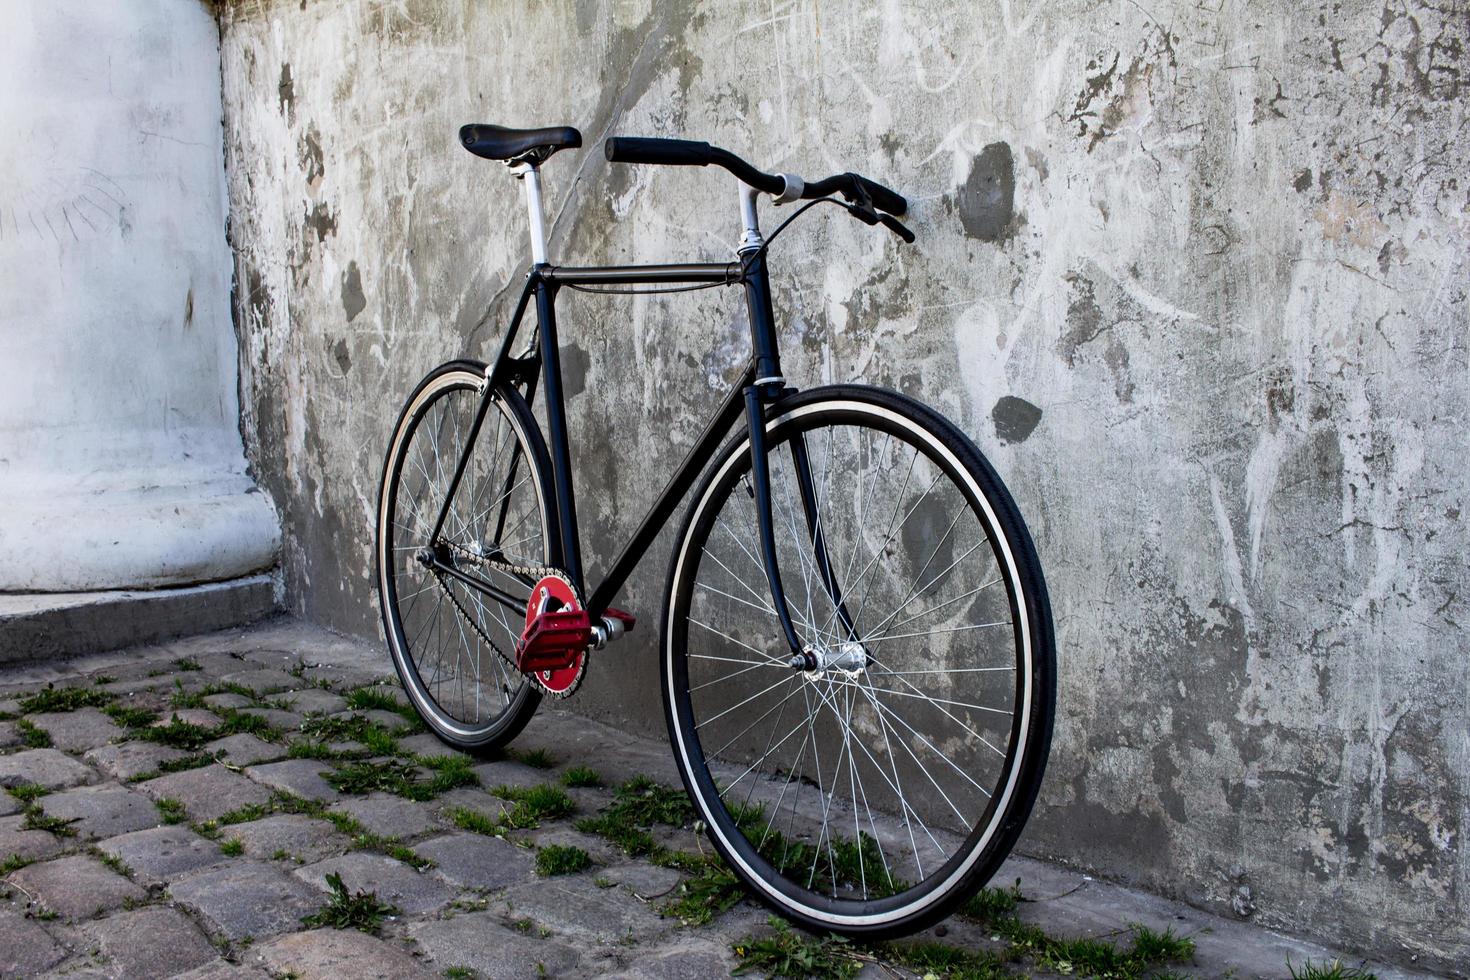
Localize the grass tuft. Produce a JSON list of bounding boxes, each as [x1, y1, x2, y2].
[[446, 806, 501, 836], [1288, 959, 1379, 980], [155, 797, 188, 825], [6, 783, 48, 805], [661, 859, 746, 925], [220, 838, 245, 857], [138, 715, 216, 752], [491, 784, 575, 829], [561, 765, 602, 788], [301, 870, 400, 934], [733, 916, 860, 978], [514, 747, 557, 769], [103, 704, 159, 729], [16, 719, 52, 748], [534, 844, 592, 877], [21, 804, 78, 837], [174, 657, 203, 672], [17, 685, 113, 714]]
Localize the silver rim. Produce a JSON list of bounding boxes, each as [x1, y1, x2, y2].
[[666, 400, 1034, 927], [378, 370, 549, 740]]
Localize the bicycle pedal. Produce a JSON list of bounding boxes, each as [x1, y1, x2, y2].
[[515, 608, 591, 673], [602, 607, 636, 632]]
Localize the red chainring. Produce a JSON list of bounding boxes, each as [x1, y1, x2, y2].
[[518, 575, 588, 695]]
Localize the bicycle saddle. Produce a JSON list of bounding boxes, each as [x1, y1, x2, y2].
[[460, 124, 582, 164]]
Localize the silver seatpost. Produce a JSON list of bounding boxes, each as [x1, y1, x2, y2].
[[514, 163, 550, 265]]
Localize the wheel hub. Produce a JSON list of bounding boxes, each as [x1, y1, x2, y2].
[[790, 640, 868, 677]]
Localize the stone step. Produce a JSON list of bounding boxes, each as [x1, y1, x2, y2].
[[0, 573, 279, 664]]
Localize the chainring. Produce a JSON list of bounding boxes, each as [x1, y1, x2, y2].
[[522, 573, 588, 698]]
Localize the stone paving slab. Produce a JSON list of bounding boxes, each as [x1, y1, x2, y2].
[[472, 759, 554, 791], [395, 732, 466, 758], [328, 792, 434, 839], [224, 813, 349, 864], [9, 854, 146, 919], [39, 783, 159, 838], [416, 832, 536, 891], [171, 960, 272, 979], [244, 759, 340, 802], [0, 721, 19, 750], [97, 825, 229, 885], [170, 861, 323, 941], [0, 812, 67, 865], [0, 748, 97, 790], [276, 689, 346, 716], [599, 934, 744, 980], [0, 789, 19, 817], [84, 740, 191, 781], [136, 765, 274, 823], [81, 905, 219, 979], [27, 707, 124, 752], [204, 732, 283, 766], [252, 927, 436, 980], [409, 911, 583, 979], [216, 667, 300, 695], [294, 851, 454, 915], [493, 875, 675, 946], [0, 909, 69, 975]]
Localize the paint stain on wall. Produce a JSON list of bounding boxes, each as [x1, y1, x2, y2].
[[340, 261, 365, 322], [957, 142, 1015, 242], [992, 395, 1043, 444]]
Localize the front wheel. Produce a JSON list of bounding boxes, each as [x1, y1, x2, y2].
[[661, 385, 1055, 937]]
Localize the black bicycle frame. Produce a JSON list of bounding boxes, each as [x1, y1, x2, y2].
[[426, 248, 810, 655]]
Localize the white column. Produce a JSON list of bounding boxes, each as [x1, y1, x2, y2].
[[0, 0, 278, 591]]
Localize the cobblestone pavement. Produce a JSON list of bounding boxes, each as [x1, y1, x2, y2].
[[0, 619, 1427, 979]]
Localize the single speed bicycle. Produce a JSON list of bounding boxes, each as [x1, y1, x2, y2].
[[376, 122, 1055, 937]]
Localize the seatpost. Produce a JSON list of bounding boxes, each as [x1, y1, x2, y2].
[[513, 162, 550, 265]]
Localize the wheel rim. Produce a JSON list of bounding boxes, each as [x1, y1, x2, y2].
[[378, 372, 550, 740], [667, 400, 1035, 927]]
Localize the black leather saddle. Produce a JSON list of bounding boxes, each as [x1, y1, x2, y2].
[[459, 124, 582, 164]]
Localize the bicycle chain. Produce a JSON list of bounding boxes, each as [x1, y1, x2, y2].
[[430, 544, 587, 700]]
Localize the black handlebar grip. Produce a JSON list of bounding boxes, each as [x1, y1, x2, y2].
[[604, 137, 713, 167], [854, 175, 907, 217]]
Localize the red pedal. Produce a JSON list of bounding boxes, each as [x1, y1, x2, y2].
[[515, 609, 591, 673], [602, 606, 636, 632]]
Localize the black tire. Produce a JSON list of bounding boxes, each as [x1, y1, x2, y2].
[[660, 384, 1054, 938], [376, 360, 557, 753]]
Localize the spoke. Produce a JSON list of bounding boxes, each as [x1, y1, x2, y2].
[[862, 620, 1011, 644], [693, 671, 798, 732], [848, 681, 1013, 718], [689, 618, 789, 667], [857, 649, 1009, 758]]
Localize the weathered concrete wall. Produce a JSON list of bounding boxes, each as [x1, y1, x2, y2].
[[0, 0, 278, 591], [215, 0, 1468, 968]]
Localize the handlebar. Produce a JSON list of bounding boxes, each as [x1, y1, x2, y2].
[[604, 136, 908, 219]]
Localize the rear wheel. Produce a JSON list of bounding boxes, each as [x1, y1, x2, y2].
[[662, 385, 1054, 937], [376, 361, 555, 752]]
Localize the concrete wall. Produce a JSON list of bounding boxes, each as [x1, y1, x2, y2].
[[0, 0, 278, 590], [214, 0, 1468, 968]]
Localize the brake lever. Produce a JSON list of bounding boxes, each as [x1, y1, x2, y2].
[[878, 212, 916, 244]]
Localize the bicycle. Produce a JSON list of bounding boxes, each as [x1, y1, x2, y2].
[[375, 122, 1056, 937]]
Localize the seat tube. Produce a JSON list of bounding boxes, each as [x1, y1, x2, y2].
[[533, 277, 585, 594]]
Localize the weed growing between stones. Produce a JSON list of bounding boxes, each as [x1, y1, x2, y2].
[[17, 685, 113, 713], [220, 838, 244, 856], [5, 783, 47, 805], [574, 774, 691, 856], [92, 848, 134, 877], [297, 713, 400, 756], [324, 755, 477, 802], [217, 803, 271, 825], [534, 844, 592, 876], [174, 657, 203, 672], [15, 719, 52, 748], [661, 860, 745, 925], [561, 765, 602, 788], [491, 784, 575, 829], [515, 747, 558, 769], [20, 804, 77, 837], [446, 807, 501, 837], [138, 716, 215, 751], [301, 870, 400, 935], [733, 917, 861, 978], [154, 797, 188, 825], [1, 853, 34, 875], [103, 704, 159, 729], [343, 686, 422, 730], [1288, 959, 1379, 980]]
